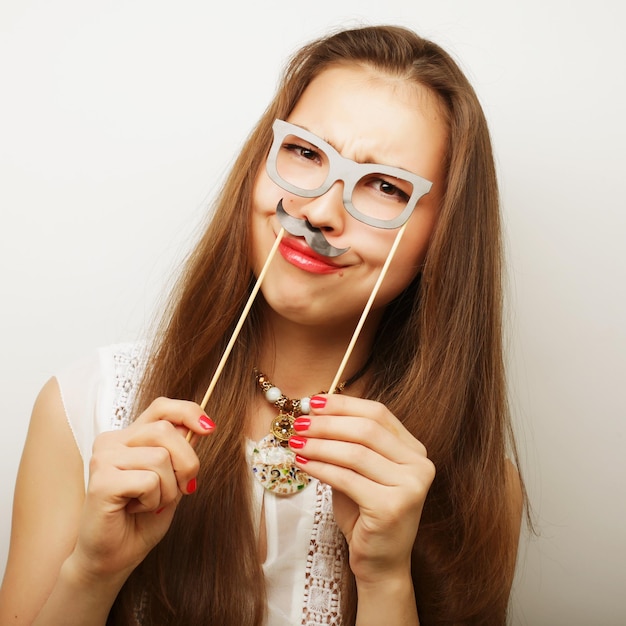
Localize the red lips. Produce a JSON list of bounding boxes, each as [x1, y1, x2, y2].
[[278, 236, 347, 274]]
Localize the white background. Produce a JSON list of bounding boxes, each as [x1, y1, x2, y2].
[[1, 1, 625, 624]]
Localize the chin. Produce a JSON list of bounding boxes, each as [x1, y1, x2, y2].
[[262, 286, 348, 327]]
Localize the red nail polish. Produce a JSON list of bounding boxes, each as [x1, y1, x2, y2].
[[293, 417, 311, 432], [187, 478, 197, 494], [310, 396, 327, 409], [155, 507, 166, 515], [289, 435, 307, 450], [198, 415, 215, 431], [295, 454, 308, 465]]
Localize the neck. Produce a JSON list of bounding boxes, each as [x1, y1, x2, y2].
[[256, 306, 381, 398]]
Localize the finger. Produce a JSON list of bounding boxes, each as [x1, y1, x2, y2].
[[293, 449, 389, 511], [92, 443, 182, 502], [309, 394, 417, 443], [134, 396, 216, 440], [87, 462, 165, 514], [293, 413, 424, 464], [292, 446, 435, 513], [289, 435, 406, 486], [94, 428, 200, 497], [119, 474, 183, 516]]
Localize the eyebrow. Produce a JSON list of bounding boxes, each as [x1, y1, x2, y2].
[[289, 121, 410, 171], [291, 122, 340, 152]]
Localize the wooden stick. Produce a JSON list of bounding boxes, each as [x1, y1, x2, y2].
[[187, 228, 285, 441], [328, 223, 408, 394]]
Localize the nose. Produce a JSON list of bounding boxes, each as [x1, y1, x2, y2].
[[296, 181, 347, 233]]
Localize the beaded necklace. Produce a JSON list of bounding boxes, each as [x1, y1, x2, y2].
[[250, 369, 346, 495]]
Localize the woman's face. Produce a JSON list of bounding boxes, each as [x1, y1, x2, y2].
[[251, 64, 448, 329]]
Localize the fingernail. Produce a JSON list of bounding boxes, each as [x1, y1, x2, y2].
[[295, 454, 308, 465], [155, 507, 166, 515], [187, 478, 197, 494], [198, 415, 215, 431], [289, 435, 307, 450], [293, 417, 311, 432], [310, 396, 327, 409]]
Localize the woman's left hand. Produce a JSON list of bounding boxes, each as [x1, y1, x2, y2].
[[289, 393, 435, 584]]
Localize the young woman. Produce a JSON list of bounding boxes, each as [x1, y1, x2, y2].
[[0, 25, 524, 625]]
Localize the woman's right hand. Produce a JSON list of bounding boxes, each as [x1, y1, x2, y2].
[[68, 396, 216, 584]]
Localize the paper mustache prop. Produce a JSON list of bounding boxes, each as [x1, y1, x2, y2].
[[275, 199, 349, 257]]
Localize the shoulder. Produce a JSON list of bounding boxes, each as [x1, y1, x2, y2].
[[31, 376, 71, 435], [28, 377, 80, 469]]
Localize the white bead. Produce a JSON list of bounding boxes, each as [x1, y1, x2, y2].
[[300, 397, 311, 414], [265, 386, 282, 403]]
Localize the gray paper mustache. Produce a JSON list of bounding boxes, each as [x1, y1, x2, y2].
[[275, 200, 350, 258]]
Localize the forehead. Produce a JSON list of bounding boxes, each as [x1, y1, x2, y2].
[[286, 65, 448, 181]]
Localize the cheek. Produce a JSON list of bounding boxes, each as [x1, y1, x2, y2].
[[354, 209, 434, 276], [399, 230, 432, 271], [250, 170, 281, 267], [380, 214, 437, 295], [252, 167, 284, 216], [400, 202, 439, 266]]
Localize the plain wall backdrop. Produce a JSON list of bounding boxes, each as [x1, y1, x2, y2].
[[1, 1, 625, 624]]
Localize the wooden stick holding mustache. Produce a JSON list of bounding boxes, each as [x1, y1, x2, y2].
[[186, 227, 285, 442], [327, 223, 408, 395]]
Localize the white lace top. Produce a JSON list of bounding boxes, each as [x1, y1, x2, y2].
[[56, 343, 346, 626]]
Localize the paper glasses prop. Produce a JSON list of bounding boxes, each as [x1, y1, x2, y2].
[[267, 119, 433, 230], [187, 119, 433, 441]]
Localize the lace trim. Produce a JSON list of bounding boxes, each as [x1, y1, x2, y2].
[[107, 344, 148, 623], [301, 481, 346, 625], [109, 343, 145, 430]]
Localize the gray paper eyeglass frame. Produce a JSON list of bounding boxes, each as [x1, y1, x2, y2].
[[266, 119, 433, 230]]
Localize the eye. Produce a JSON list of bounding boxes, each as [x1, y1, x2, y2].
[[282, 142, 323, 165], [371, 177, 411, 203]]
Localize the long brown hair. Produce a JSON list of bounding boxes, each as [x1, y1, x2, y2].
[[109, 25, 523, 625]]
